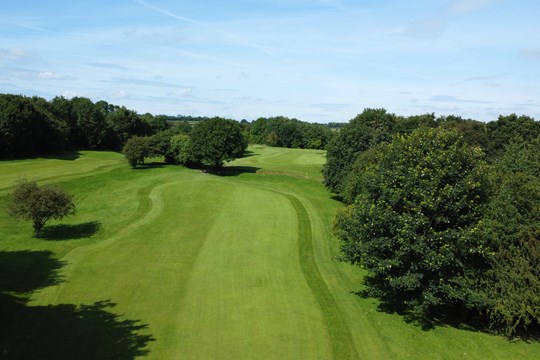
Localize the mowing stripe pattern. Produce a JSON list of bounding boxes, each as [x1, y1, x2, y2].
[[285, 193, 359, 359]]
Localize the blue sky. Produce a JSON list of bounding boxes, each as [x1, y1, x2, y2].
[[1, 0, 539, 122]]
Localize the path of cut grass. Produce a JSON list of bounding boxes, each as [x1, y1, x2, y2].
[[1, 146, 540, 359]]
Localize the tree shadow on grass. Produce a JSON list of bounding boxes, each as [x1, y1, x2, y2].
[[40, 151, 82, 161], [241, 150, 259, 158], [41, 221, 102, 241], [0, 251, 155, 359], [353, 287, 540, 341], [209, 166, 261, 177], [132, 162, 166, 170], [2, 151, 82, 162]]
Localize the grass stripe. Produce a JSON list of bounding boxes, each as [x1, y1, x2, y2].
[[285, 193, 359, 360]]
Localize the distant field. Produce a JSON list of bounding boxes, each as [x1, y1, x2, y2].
[[1, 146, 539, 359]]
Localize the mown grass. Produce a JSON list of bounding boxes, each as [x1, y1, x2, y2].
[[0, 146, 539, 359]]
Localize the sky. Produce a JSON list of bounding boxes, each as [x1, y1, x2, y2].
[[1, 0, 539, 123]]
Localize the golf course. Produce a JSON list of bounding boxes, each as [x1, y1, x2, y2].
[[1, 146, 539, 359]]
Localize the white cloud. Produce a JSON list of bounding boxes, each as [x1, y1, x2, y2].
[[448, 0, 492, 15], [111, 90, 128, 99], [520, 48, 540, 59], [62, 90, 79, 99], [429, 95, 491, 104], [403, 17, 448, 39], [37, 71, 62, 80]]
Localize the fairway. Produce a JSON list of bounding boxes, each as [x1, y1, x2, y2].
[[1, 147, 539, 359]]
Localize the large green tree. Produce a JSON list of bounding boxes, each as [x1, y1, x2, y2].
[[189, 118, 247, 168], [477, 136, 540, 336], [8, 179, 76, 237], [335, 128, 491, 320], [323, 108, 396, 195]]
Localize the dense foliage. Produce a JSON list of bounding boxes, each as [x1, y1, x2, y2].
[[0, 94, 164, 158], [331, 111, 540, 337], [8, 179, 76, 237], [122, 136, 151, 168], [323, 108, 396, 194], [335, 128, 491, 320], [189, 118, 248, 168], [248, 116, 333, 150], [478, 136, 540, 336]]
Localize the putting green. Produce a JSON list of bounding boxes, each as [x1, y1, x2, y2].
[[1, 147, 539, 359]]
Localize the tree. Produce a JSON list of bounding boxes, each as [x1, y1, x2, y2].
[[122, 136, 150, 168], [334, 128, 491, 321], [476, 136, 540, 336], [0, 94, 59, 158], [189, 118, 247, 168], [485, 114, 540, 160], [70, 97, 111, 149], [168, 134, 192, 165], [323, 108, 396, 195], [108, 106, 150, 145], [8, 179, 76, 238]]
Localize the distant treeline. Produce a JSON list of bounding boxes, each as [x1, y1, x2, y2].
[[0, 94, 338, 159], [248, 116, 334, 150], [0, 94, 176, 158]]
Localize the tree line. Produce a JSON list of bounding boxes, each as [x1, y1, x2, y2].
[[248, 116, 334, 150], [325, 108, 540, 337], [0, 94, 338, 161]]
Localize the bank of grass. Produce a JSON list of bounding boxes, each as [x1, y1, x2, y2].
[[0, 146, 539, 359]]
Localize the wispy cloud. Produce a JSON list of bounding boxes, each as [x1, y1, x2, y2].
[[108, 78, 187, 88], [132, 0, 202, 25], [3, 20, 48, 32], [403, 17, 447, 39], [87, 62, 129, 70], [0, 47, 33, 60], [520, 48, 540, 59], [132, 0, 279, 58], [168, 48, 248, 68], [429, 95, 491, 104], [37, 71, 63, 80], [463, 73, 507, 82], [403, 0, 496, 39], [448, 0, 493, 15], [311, 103, 350, 111]]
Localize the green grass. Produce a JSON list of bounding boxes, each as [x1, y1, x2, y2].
[[1, 146, 539, 359]]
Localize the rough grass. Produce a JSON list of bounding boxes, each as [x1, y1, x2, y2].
[[0, 146, 539, 359]]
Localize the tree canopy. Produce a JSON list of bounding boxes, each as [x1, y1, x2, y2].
[[248, 116, 333, 150], [335, 128, 491, 321], [188, 118, 247, 168], [332, 117, 540, 336], [122, 136, 150, 168], [323, 108, 396, 195], [8, 179, 76, 237]]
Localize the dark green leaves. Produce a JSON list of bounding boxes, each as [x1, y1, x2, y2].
[[8, 179, 76, 237]]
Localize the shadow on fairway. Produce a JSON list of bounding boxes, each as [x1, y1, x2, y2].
[[41, 151, 82, 161], [210, 166, 261, 177], [1, 151, 82, 162], [41, 221, 103, 241], [0, 251, 155, 359], [353, 288, 540, 341], [242, 150, 259, 158], [132, 162, 166, 170]]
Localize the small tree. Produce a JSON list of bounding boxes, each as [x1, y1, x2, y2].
[[8, 179, 76, 237], [122, 136, 150, 168]]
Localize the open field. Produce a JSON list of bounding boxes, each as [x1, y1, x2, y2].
[[1, 145, 539, 359]]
